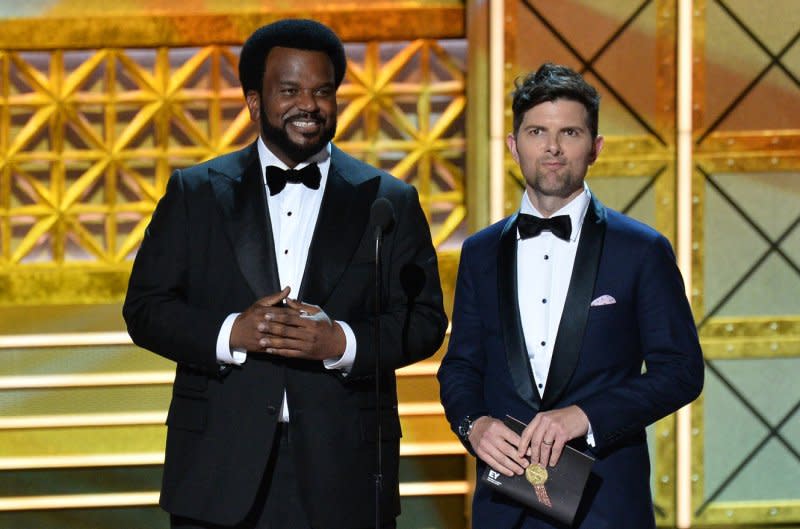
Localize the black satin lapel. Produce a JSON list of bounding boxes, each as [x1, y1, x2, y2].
[[498, 214, 539, 407], [298, 166, 379, 306], [541, 197, 607, 409], [212, 156, 280, 299]]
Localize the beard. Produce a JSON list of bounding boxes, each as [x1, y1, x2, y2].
[[530, 171, 583, 199], [260, 106, 336, 164]]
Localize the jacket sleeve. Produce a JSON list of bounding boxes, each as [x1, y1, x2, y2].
[[345, 184, 448, 378], [575, 234, 705, 449], [437, 238, 491, 450], [122, 169, 230, 374]]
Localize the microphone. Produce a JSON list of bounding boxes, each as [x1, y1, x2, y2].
[[370, 197, 395, 239], [369, 197, 394, 529]]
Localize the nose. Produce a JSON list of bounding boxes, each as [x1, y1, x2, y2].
[[296, 89, 319, 112], [545, 134, 561, 155]]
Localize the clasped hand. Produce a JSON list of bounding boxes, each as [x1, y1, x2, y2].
[[468, 405, 589, 477], [230, 287, 346, 361]]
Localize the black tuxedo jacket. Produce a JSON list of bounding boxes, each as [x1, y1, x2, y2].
[[123, 142, 447, 528], [438, 196, 704, 528]]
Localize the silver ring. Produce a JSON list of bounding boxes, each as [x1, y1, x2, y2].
[[542, 440, 554, 446]]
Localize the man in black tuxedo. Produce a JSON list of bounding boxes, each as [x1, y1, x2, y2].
[[437, 64, 704, 528], [123, 19, 447, 529]]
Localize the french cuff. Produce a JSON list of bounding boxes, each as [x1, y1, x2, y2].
[[323, 320, 356, 374], [217, 313, 247, 365], [586, 422, 596, 447]]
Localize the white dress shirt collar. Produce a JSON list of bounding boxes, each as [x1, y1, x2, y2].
[[256, 136, 332, 183], [519, 183, 592, 243]]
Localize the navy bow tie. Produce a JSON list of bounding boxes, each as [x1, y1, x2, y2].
[[265, 164, 321, 195], [517, 213, 572, 241]]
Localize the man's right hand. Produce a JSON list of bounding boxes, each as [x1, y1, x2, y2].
[[229, 287, 291, 351], [469, 416, 530, 477]]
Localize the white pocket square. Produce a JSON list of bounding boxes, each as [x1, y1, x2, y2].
[[590, 295, 616, 307]]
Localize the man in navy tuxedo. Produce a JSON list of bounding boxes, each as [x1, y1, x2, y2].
[[124, 19, 447, 529], [437, 63, 703, 528]]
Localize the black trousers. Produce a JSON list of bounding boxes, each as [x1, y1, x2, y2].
[[170, 424, 396, 529], [171, 423, 309, 529]]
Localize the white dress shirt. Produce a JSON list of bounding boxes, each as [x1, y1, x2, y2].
[[215, 137, 357, 421], [517, 186, 590, 396]]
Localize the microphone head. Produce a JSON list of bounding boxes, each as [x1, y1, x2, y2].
[[370, 197, 395, 234]]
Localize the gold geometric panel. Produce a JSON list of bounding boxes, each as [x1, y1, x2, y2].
[[691, 0, 800, 526], [1, 47, 249, 267], [502, 1, 681, 525], [698, 0, 799, 139], [502, 0, 676, 245], [0, 40, 467, 305], [337, 40, 467, 248]]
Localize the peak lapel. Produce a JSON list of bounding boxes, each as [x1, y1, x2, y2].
[[298, 154, 379, 306], [211, 146, 280, 299], [541, 197, 607, 409], [498, 213, 540, 408]]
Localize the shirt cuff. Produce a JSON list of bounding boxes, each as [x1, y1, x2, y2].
[[586, 423, 596, 447], [217, 313, 247, 365], [323, 320, 356, 374]]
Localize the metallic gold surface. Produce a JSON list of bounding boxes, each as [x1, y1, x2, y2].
[[502, 1, 682, 524], [0, 5, 464, 49], [525, 464, 548, 486], [0, 36, 466, 305], [700, 317, 800, 359], [0, 482, 471, 512], [3, 0, 799, 526], [689, 0, 800, 524]]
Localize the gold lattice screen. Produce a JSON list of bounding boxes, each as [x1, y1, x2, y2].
[[0, 40, 466, 305], [0, 11, 470, 525]]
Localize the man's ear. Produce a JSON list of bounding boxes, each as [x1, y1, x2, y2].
[[506, 132, 520, 164], [245, 90, 260, 122], [589, 135, 604, 164]]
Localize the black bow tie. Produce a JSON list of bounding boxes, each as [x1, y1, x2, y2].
[[517, 213, 572, 241], [265, 164, 321, 195]]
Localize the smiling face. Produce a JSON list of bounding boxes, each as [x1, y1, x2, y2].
[[507, 98, 604, 216], [245, 46, 338, 167]]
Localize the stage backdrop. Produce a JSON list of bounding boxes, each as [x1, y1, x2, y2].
[[1, 1, 798, 528]]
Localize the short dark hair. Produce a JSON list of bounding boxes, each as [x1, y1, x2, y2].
[[238, 19, 347, 96], [511, 63, 600, 138]]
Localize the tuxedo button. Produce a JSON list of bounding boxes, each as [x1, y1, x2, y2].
[[267, 405, 277, 415]]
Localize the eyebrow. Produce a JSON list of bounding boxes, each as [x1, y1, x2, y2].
[[523, 123, 587, 131], [277, 80, 335, 89]]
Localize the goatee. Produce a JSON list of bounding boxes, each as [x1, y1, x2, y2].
[[260, 107, 336, 164]]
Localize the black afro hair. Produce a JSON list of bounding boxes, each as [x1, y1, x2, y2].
[[238, 19, 347, 96]]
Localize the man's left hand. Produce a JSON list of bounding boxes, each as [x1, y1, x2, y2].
[[517, 405, 590, 467], [258, 299, 346, 361]]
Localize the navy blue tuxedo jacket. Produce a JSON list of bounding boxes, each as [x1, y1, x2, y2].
[[123, 142, 447, 528], [438, 196, 703, 528]]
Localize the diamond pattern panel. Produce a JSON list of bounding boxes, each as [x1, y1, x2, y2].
[[695, 1, 800, 524], [504, 1, 678, 523]]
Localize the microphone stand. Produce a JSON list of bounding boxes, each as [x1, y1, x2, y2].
[[373, 225, 383, 529]]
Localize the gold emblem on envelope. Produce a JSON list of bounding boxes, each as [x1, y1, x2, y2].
[[525, 464, 548, 485], [525, 464, 552, 507]]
